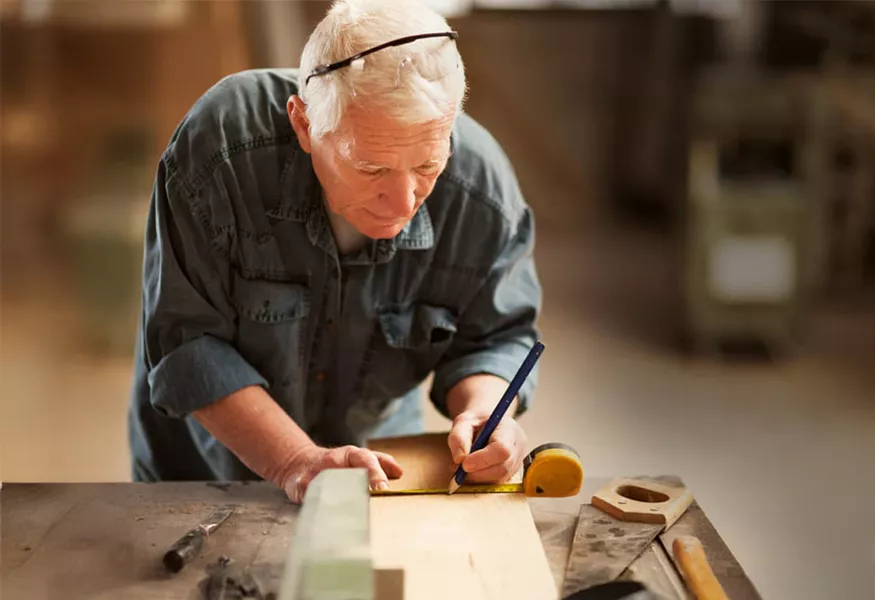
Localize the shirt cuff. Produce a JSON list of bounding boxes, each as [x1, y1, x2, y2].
[[429, 343, 539, 420], [147, 335, 268, 418]]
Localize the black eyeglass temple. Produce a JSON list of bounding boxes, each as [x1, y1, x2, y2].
[[305, 30, 458, 86]]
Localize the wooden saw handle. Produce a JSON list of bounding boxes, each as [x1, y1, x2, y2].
[[672, 535, 730, 600]]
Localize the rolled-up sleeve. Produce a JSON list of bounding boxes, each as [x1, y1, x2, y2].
[[141, 155, 266, 418], [429, 202, 542, 419]]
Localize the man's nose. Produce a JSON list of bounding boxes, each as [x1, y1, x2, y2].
[[379, 173, 417, 216]]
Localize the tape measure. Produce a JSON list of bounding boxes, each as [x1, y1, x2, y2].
[[372, 442, 584, 498]]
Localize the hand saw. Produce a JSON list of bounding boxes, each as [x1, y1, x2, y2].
[[370, 442, 584, 498], [561, 477, 736, 600]]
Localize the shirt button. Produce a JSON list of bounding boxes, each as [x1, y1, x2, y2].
[[315, 371, 326, 382]]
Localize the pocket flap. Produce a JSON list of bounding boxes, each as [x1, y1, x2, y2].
[[231, 272, 309, 323], [378, 303, 458, 349]]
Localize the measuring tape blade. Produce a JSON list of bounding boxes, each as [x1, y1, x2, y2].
[[371, 483, 523, 496]]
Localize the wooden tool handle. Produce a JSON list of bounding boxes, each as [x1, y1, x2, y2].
[[672, 535, 730, 600]]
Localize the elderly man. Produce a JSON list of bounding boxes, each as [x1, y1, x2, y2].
[[128, 0, 542, 503]]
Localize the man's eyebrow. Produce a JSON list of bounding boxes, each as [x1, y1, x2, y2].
[[351, 159, 387, 169], [420, 152, 452, 166]]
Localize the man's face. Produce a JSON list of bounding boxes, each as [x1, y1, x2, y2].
[[290, 98, 454, 240]]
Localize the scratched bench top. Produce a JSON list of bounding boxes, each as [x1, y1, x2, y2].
[[0, 479, 759, 599]]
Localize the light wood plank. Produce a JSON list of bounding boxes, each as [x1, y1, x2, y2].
[[367, 432, 522, 492], [367, 433, 557, 600]]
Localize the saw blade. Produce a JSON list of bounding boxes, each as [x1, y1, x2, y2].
[[561, 505, 664, 597]]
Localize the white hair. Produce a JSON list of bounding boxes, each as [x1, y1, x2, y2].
[[299, 0, 467, 138]]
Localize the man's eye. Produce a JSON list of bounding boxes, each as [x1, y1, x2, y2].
[[360, 168, 384, 176], [416, 165, 440, 176]]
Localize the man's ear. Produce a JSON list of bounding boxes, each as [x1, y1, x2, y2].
[[288, 95, 312, 153]]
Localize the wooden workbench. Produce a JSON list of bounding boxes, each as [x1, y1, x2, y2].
[[0, 478, 760, 599]]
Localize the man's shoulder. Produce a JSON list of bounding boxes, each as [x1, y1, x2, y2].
[[439, 112, 527, 229], [162, 68, 302, 190]]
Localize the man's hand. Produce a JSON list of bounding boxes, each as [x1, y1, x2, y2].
[[445, 374, 528, 484], [447, 411, 527, 483], [192, 386, 403, 505], [281, 444, 404, 504]]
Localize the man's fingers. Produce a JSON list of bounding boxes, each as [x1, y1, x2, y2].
[[348, 449, 390, 491], [448, 417, 478, 464], [283, 445, 407, 503], [462, 437, 513, 473], [463, 461, 517, 484], [373, 451, 404, 479]]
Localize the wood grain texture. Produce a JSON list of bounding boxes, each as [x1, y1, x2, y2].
[[368, 432, 522, 492], [367, 433, 556, 600], [277, 469, 373, 600], [672, 536, 730, 600], [591, 477, 693, 529]]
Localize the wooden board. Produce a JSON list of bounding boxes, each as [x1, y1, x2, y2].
[[367, 433, 557, 600], [591, 477, 693, 528], [367, 433, 522, 492]]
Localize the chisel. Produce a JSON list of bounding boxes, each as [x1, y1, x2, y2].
[[162, 505, 235, 573]]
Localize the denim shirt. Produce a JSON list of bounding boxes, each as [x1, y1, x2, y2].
[[128, 68, 542, 482]]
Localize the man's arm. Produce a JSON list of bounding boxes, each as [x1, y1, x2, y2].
[[192, 386, 401, 501], [431, 196, 542, 483], [142, 155, 400, 501], [445, 374, 520, 422], [192, 386, 316, 490], [429, 202, 541, 421]]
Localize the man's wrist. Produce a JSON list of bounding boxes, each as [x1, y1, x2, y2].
[[191, 385, 321, 489], [274, 441, 321, 491], [446, 373, 519, 420]]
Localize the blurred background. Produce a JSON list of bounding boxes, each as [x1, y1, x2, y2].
[[1, 0, 873, 598]]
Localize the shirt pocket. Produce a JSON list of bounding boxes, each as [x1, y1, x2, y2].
[[230, 272, 310, 388], [356, 302, 458, 414]]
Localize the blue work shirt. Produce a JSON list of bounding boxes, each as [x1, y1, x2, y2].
[[128, 68, 542, 482]]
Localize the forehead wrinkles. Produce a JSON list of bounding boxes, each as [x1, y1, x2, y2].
[[349, 110, 452, 146], [336, 125, 450, 165]]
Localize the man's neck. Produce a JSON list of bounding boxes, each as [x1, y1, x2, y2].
[[323, 195, 369, 256]]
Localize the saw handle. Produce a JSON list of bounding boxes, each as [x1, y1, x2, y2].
[[672, 535, 730, 600]]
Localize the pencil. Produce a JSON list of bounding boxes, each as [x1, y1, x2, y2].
[[447, 341, 545, 494]]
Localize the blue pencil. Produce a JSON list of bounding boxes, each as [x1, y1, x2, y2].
[[447, 341, 545, 494]]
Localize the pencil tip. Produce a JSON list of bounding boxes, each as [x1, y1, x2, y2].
[[447, 479, 459, 495]]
